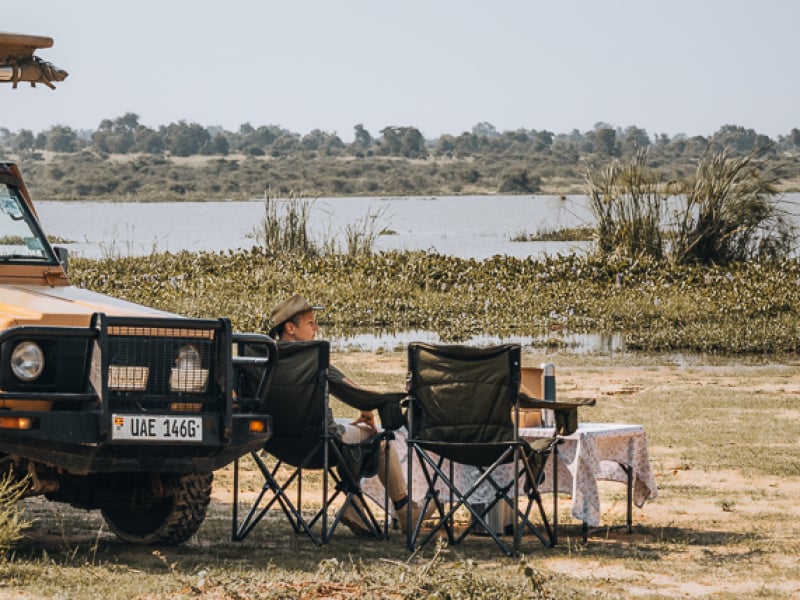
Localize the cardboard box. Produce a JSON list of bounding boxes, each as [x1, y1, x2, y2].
[[517, 366, 544, 427], [520, 367, 543, 398], [517, 408, 543, 427]]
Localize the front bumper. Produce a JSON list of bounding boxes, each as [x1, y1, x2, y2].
[[0, 315, 276, 474], [0, 410, 271, 474]]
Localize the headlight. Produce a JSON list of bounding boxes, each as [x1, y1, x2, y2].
[[170, 344, 208, 393], [175, 345, 202, 370], [10, 341, 45, 382]]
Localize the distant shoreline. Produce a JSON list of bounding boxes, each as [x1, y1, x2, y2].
[[11, 147, 800, 202]]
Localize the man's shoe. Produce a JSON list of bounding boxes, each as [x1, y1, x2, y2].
[[340, 502, 373, 538], [397, 500, 435, 534]]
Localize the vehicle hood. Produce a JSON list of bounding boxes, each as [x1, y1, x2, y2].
[[0, 284, 178, 329]]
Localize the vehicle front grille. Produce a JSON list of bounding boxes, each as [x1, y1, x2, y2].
[[105, 320, 223, 414]]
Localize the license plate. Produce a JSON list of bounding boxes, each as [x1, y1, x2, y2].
[[112, 414, 203, 442]]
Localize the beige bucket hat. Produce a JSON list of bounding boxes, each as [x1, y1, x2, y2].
[[269, 294, 322, 329]]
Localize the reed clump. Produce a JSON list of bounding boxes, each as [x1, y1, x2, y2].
[[254, 192, 319, 258], [584, 147, 795, 266]]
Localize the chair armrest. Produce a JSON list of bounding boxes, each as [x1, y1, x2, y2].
[[518, 393, 596, 411], [232, 333, 279, 411], [518, 394, 596, 436]]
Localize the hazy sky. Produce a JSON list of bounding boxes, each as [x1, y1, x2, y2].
[[3, 0, 798, 141]]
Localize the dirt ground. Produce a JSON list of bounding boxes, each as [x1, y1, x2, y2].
[[326, 352, 800, 598], [9, 351, 800, 599]]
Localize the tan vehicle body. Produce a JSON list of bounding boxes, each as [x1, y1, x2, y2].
[[0, 35, 276, 545]]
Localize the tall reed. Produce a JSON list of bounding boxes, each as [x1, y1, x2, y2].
[[585, 147, 796, 265], [254, 191, 318, 258], [253, 191, 388, 259], [584, 149, 666, 260], [342, 206, 388, 257], [670, 148, 794, 265]]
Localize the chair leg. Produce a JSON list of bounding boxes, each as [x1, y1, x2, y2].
[[383, 438, 391, 538], [319, 444, 387, 542], [412, 447, 520, 555], [233, 437, 392, 545], [231, 452, 324, 545], [404, 439, 559, 556], [409, 447, 458, 550], [462, 450, 556, 552], [231, 457, 240, 541], [232, 452, 281, 542], [406, 437, 413, 551]]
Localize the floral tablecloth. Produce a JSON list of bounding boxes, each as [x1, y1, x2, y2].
[[520, 422, 658, 527], [362, 423, 657, 528]]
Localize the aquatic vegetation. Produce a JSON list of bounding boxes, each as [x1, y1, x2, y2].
[[70, 251, 800, 355], [585, 149, 665, 260], [510, 226, 594, 242]]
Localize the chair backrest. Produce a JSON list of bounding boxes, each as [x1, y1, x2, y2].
[[263, 340, 331, 466], [407, 342, 521, 447]]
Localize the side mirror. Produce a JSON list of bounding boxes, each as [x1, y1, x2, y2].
[[54, 246, 68, 272]]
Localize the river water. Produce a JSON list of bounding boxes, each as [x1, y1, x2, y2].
[[36, 194, 596, 260], [37, 192, 800, 261]]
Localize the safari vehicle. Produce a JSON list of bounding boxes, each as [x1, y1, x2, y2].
[[0, 33, 274, 545]]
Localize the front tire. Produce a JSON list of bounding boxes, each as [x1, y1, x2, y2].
[[101, 472, 213, 545]]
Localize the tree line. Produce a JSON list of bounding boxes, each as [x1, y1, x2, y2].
[[2, 113, 799, 200]]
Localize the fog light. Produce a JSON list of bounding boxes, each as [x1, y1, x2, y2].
[[108, 366, 149, 391], [10, 341, 44, 382], [0, 416, 35, 430], [249, 419, 267, 433], [176, 344, 202, 369]]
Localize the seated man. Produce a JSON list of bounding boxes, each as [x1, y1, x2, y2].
[[269, 294, 429, 536]]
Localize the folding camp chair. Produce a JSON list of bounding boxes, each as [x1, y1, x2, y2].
[[231, 340, 401, 545], [404, 342, 558, 556]]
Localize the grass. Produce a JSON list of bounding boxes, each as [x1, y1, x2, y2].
[[0, 471, 29, 553], [3, 352, 800, 598], [583, 148, 795, 266]]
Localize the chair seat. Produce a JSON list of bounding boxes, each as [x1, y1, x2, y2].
[[413, 438, 545, 469]]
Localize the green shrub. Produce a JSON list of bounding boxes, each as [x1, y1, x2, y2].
[[0, 471, 30, 554]]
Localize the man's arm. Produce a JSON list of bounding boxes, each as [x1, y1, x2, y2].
[[327, 363, 406, 430]]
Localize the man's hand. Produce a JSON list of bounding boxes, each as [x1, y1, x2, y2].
[[351, 410, 377, 432]]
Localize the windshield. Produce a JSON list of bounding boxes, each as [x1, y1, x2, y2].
[[0, 183, 57, 263]]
